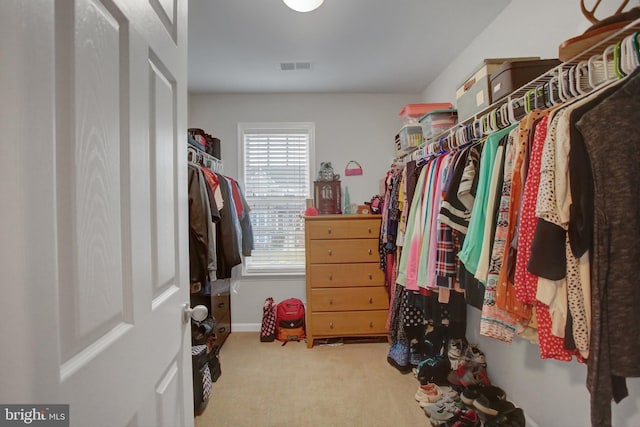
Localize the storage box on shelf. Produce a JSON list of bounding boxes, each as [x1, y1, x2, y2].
[[455, 57, 539, 120], [490, 59, 561, 103], [396, 124, 423, 154], [419, 109, 458, 140], [398, 102, 453, 125]]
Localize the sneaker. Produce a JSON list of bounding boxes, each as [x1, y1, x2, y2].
[[429, 404, 465, 423], [460, 384, 506, 406], [415, 383, 441, 404], [463, 344, 487, 367], [448, 363, 491, 387], [447, 338, 468, 370], [473, 396, 516, 417], [418, 386, 459, 407], [451, 409, 481, 427], [423, 396, 463, 417], [417, 356, 451, 386], [483, 407, 526, 427]]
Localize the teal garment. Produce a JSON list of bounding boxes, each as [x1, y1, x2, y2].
[[458, 124, 517, 277], [396, 164, 428, 287]]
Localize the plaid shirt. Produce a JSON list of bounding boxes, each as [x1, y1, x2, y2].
[[435, 221, 457, 288]]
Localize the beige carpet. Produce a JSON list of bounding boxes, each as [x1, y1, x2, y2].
[[195, 333, 430, 427]]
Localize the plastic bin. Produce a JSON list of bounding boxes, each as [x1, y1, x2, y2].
[[397, 124, 423, 152], [399, 102, 454, 124], [419, 109, 458, 139]]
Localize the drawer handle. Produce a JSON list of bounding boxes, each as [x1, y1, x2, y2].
[[368, 249, 372, 255], [329, 322, 334, 329], [368, 227, 372, 233], [328, 249, 332, 256], [329, 299, 333, 305], [368, 273, 373, 280], [327, 228, 332, 234], [217, 326, 227, 334], [217, 302, 226, 308], [369, 321, 373, 328], [329, 274, 333, 281], [369, 297, 373, 304]]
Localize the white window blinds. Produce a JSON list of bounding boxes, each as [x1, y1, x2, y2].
[[239, 123, 314, 275]]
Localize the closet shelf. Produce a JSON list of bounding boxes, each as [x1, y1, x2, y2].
[[399, 17, 640, 162], [188, 145, 224, 173]]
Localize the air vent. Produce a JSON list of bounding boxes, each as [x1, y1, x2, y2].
[[280, 62, 312, 71]]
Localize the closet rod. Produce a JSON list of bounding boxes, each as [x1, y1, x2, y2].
[[405, 17, 640, 161]]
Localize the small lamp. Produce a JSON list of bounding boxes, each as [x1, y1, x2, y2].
[[282, 0, 324, 13]]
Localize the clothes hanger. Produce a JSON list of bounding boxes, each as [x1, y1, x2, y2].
[[622, 34, 638, 74], [575, 61, 590, 96], [632, 31, 640, 64], [588, 55, 606, 89], [602, 44, 616, 82], [613, 40, 626, 78]]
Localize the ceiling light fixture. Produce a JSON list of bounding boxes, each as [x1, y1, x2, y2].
[[282, 0, 324, 13]]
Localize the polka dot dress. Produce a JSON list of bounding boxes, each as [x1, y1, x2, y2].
[[537, 111, 590, 359], [514, 114, 580, 362]]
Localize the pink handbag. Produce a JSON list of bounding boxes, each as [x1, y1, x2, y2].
[[344, 160, 363, 176]]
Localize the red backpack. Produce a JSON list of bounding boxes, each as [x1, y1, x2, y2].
[[276, 298, 306, 343]]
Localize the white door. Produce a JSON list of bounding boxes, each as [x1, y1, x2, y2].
[[0, 0, 192, 426]]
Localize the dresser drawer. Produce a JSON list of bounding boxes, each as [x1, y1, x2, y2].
[[308, 239, 379, 264], [311, 287, 389, 312], [311, 310, 388, 335], [306, 218, 380, 240], [309, 263, 384, 287], [211, 292, 230, 322]]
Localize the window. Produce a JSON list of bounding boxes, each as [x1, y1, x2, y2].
[[239, 123, 314, 275]]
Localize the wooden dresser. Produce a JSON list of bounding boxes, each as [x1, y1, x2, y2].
[[304, 214, 388, 348]]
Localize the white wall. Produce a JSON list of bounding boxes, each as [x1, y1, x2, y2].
[[188, 92, 418, 330], [422, 0, 640, 104], [422, 1, 640, 426]]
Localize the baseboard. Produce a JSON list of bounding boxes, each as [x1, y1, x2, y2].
[[524, 413, 539, 427], [232, 323, 261, 332]]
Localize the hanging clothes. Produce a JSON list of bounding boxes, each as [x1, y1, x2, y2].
[[572, 69, 640, 427]]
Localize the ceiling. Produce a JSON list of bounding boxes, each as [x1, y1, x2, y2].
[[188, 0, 512, 94]]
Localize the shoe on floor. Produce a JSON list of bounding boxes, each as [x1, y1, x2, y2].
[[483, 407, 526, 427], [463, 344, 487, 368], [450, 409, 481, 427], [460, 384, 506, 406], [447, 362, 491, 387], [415, 383, 441, 404], [423, 396, 463, 417], [473, 395, 516, 417], [418, 385, 459, 407], [447, 338, 468, 370]]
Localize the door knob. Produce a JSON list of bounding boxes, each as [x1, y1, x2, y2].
[[183, 303, 208, 323]]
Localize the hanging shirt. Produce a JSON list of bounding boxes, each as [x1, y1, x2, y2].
[[575, 70, 640, 427], [458, 124, 517, 278], [480, 128, 519, 343]]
